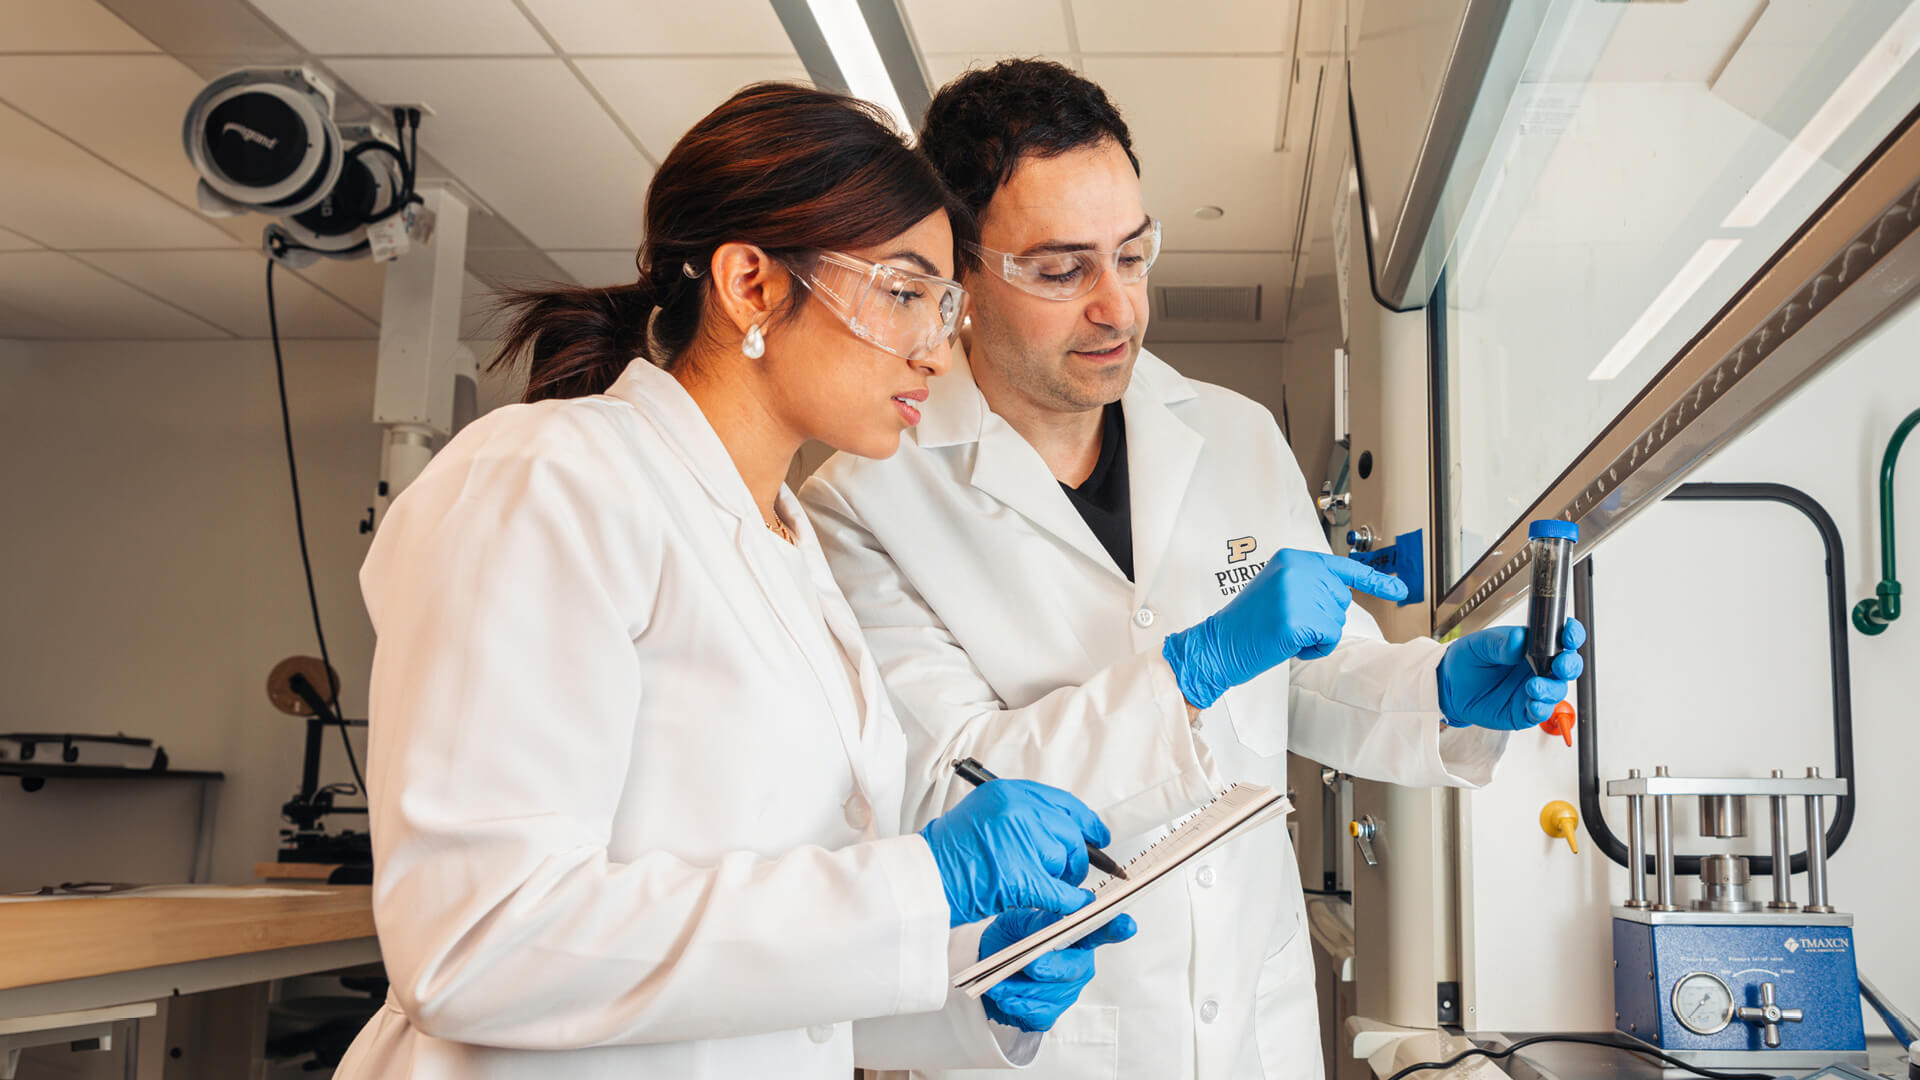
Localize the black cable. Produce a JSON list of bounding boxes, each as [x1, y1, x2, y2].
[[1300, 887, 1352, 899], [266, 259, 368, 799], [1382, 1033, 1776, 1080]]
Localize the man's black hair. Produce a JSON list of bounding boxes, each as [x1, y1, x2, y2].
[[919, 58, 1140, 264]]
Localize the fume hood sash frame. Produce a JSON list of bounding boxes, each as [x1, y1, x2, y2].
[[1434, 104, 1920, 638]]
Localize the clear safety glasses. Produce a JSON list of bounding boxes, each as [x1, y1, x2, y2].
[[796, 251, 970, 362], [968, 218, 1163, 301]]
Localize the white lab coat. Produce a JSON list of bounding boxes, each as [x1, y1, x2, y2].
[[799, 348, 1508, 1080], [335, 357, 1039, 1080]]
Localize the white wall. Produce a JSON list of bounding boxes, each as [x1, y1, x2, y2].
[[1149, 337, 1346, 491], [1149, 339, 1285, 413], [1459, 293, 1920, 1037], [1275, 326, 1345, 494], [0, 337, 511, 890]]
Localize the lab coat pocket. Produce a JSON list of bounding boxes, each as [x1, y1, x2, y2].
[[1253, 911, 1324, 1080], [1220, 689, 1289, 758], [932, 1004, 1119, 1080]]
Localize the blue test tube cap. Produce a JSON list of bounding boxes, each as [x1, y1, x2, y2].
[[1528, 519, 1580, 543]]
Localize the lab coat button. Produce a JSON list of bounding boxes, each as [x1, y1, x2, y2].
[[1196, 865, 1216, 888], [843, 793, 872, 830], [1200, 999, 1220, 1023], [807, 1024, 834, 1044], [1133, 607, 1156, 628]]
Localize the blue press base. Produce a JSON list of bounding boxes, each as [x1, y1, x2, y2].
[[1613, 918, 1866, 1054]]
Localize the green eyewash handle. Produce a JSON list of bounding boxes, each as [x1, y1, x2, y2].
[[1854, 407, 1920, 635]]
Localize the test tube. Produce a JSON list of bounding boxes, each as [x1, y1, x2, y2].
[[1525, 520, 1581, 676]]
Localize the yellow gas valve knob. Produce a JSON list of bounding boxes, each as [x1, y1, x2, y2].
[[1540, 800, 1580, 854]]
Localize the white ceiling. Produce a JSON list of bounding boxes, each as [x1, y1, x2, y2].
[[0, 0, 1352, 344]]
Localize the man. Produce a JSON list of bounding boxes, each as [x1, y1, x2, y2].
[[800, 60, 1582, 1079]]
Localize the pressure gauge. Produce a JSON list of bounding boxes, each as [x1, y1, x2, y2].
[[1672, 972, 1735, 1035]]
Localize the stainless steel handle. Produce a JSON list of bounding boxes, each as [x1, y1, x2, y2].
[[1736, 981, 1805, 1048], [1349, 815, 1379, 867]]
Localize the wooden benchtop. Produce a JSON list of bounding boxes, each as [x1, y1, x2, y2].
[[0, 885, 375, 992]]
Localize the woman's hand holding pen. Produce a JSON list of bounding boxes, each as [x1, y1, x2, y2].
[[918, 779, 1113, 927]]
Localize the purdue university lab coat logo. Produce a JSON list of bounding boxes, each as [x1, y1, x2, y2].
[[1216, 537, 1268, 596]]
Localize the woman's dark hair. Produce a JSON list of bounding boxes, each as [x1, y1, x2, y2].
[[919, 59, 1138, 269], [495, 83, 963, 402]]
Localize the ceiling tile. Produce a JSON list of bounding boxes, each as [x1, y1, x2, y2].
[[291, 257, 386, 320], [466, 247, 573, 288], [285, 260, 505, 342], [0, 0, 157, 52], [1072, 0, 1294, 54], [0, 227, 41, 251], [575, 56, 812, 159], [520, 0, 798, 55], [548, 250, 638, 286], [0, 252, 226, 338], [76, 250, 379, 338], [465, 207, 540, 250], [101, 0, 303, 59], [1083, 57, 1297, 252], [407, 148, 542, 251], [0, 101, 240, 249], [0, 295, 80, 338], [0, 55, 253, 248], [902, 0, 1072, 55], [249, 0, 551, 55], [921, 52, 1078, 90], [324, 59, 651, 250], [1146, 250, 1293, 343]]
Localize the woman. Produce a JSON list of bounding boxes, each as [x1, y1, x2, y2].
[[334, 84, 1134, 1080]]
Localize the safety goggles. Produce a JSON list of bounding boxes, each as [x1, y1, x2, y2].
[[968, 218, 1163, 301], [796, 250, 970, 362]]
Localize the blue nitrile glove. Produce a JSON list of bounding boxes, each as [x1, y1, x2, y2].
[[919, 779, 1111, 927], [978, 909, 1139, 1032], [1161, 548, 1410, 708], [1436, 618, 1587, 730]]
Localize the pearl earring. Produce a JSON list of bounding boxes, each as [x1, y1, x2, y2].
[[742, 322, 765, 359]]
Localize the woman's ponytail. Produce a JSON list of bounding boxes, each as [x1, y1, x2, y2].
[[488, 82, 964, 404], [492, 275, 661, 403]]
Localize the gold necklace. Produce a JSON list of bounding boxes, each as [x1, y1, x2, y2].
[[765, 516, 796, 544]]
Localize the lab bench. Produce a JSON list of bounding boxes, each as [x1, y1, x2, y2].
[[0, 885, 377, 1077], [1367, 1031, 1914, 1080]]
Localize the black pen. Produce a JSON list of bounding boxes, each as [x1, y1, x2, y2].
[[950, 757, 1129, 881]]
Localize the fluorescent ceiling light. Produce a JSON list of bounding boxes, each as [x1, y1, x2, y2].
[[1722, 0, 1920, 229], [1588, 238, 1742, 381], [805, 0, 914, 135]]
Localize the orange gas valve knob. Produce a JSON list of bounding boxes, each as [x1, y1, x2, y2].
[[1540, 700, 1576, 747]]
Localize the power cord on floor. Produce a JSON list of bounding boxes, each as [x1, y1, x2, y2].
[[1382, 1032, 1777, 1080], [266, 259, 367, 799]]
